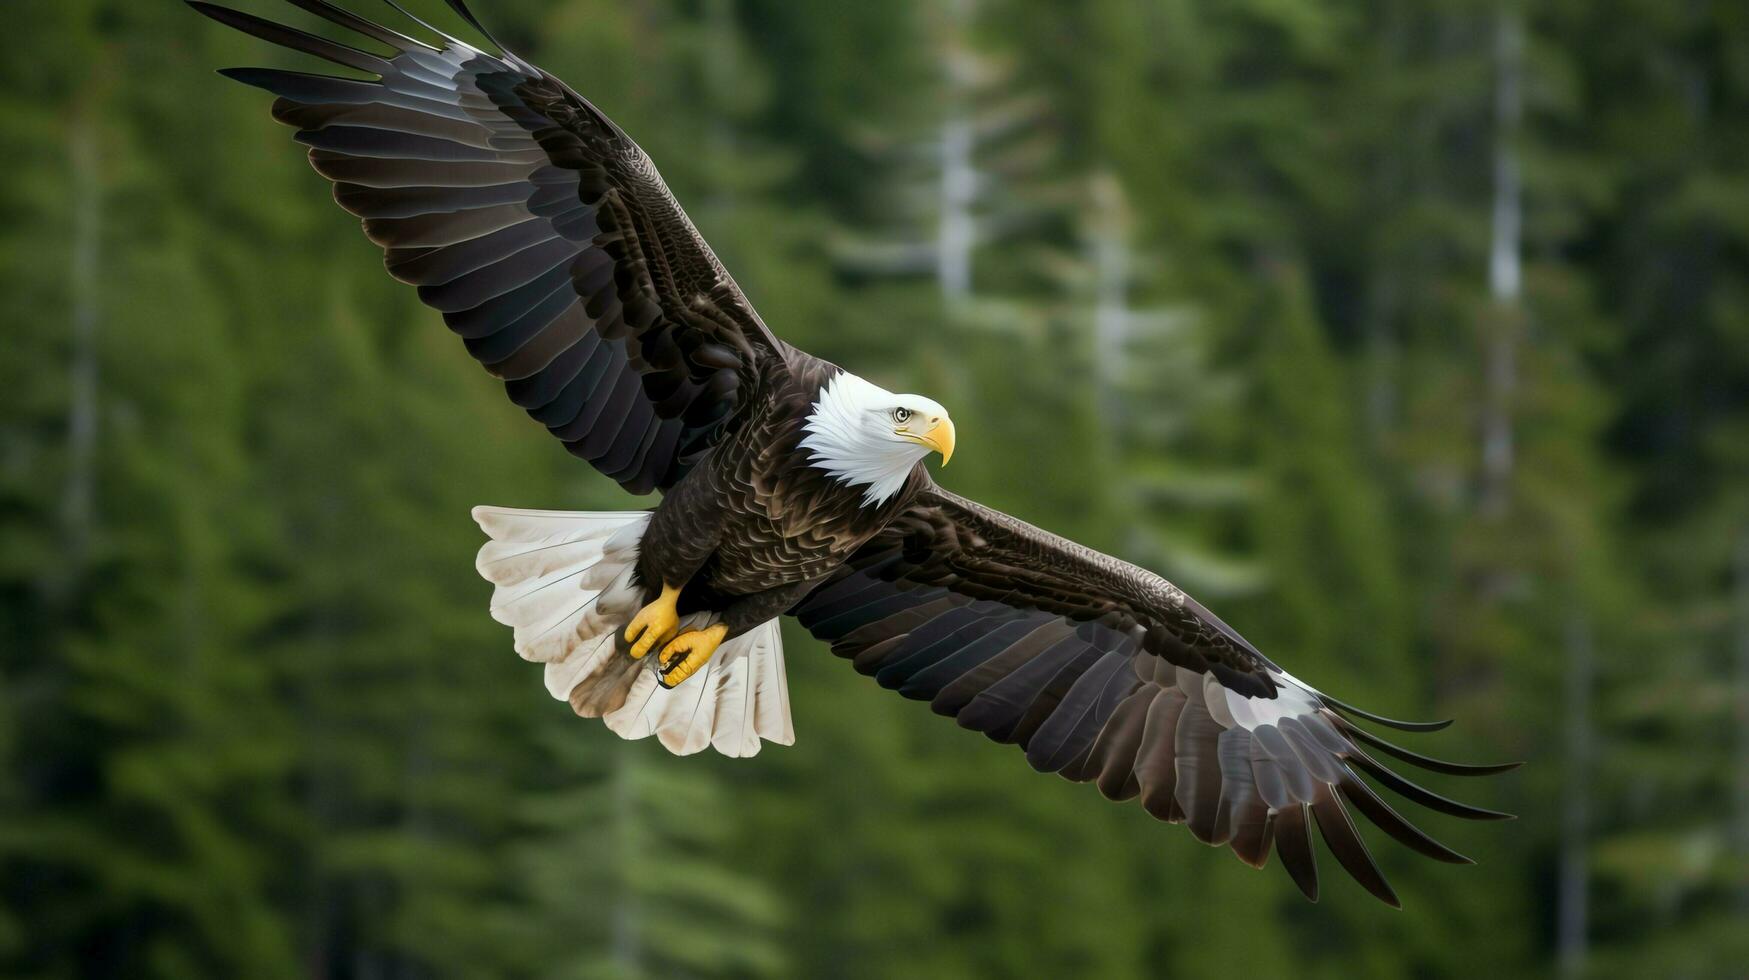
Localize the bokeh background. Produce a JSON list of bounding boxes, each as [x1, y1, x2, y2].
[[3, 0, 1747, 976]]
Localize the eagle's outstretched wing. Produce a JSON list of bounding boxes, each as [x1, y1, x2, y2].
[[191, 0, 783, 494], [792, 485, 1518, 907]]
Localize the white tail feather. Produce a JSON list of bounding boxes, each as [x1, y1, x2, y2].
[[472, 505, 794, 758]]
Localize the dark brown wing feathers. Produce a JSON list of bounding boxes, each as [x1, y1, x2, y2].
[[793, 485, 1518, 907], [194, 0, 779, 494]]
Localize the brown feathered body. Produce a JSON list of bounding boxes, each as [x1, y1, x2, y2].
[[635, 353, 927, 635]]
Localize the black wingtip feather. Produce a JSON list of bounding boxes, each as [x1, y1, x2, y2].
[[370, 0, 533, 74], [381, 0, 464, 46], [1348, 750, 1517, 821], [1337, 775, 1475, 866], [1334, 717, 1524, 776], [443, 0, 499, 39], [281, 0, 436, 52], [1273, 804, 1319, 902], [1319, 693, 1454, 733], [215, 66, 389, 108], [1311, 790, 1400, 908], [188, 2, 392, 75]]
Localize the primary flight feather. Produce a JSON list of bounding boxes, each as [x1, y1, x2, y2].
[[192, 0, 1517, 906]]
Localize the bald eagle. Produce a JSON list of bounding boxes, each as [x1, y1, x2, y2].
[[193, 0, 1517, 906]]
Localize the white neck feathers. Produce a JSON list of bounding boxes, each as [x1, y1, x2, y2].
[[798, 373, 929, 507]]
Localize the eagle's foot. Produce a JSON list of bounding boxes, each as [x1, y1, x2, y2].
[[656, 624, 729, 689], [624, 584, 681, 660]]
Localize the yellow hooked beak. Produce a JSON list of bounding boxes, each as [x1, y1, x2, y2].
[[909, 416, 956, 467]]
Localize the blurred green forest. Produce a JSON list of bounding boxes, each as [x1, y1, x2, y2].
[[3, 0, 1747, 976]]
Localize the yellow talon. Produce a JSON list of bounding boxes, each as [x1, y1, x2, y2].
[[657, 624, 728, 688], [624, 584, 681, 660]]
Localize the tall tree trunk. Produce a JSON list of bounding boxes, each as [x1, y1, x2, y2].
[[937, 0, 976, 306], [1362, 4, 1409, 448], [937, 121, 974, 304], [702, 0, 737, 220], [62, 103, 101, 580], [1734, 529, 1749, 914], [1086, 172, 1133, 548], [1089, 173, 1129, 423], [1481, 8, 1523, 519], [609, 742, 643, 976], [1557, 602, 1593, 977], [1363, 276, 1400, 447]]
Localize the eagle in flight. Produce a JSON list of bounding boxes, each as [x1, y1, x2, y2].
[[193, 0, 1517, 906]]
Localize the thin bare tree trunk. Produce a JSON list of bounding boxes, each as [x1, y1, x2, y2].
[[1481, 8, 1522, 519], [610, 742, 642, 976], [1363, 277, 1400, 446], [1734, 529, 1749, 914], [702, 0, 737, 219], [937, 0, 976, 306], [1557, 603, 1593, 977], [1362, 3, 1408, 448], [938, 120, 974, 304], [1086, 173, 1133, 548], [63, 106, 101, 577], [1089, 173, 1128, 421]]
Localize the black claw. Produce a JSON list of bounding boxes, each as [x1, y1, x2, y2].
[[656, 647, 687, 686]]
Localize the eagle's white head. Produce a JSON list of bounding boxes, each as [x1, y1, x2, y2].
[[799, 372, 956, 507]]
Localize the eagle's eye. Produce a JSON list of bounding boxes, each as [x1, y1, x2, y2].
[[892, 407, 912, 424]]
